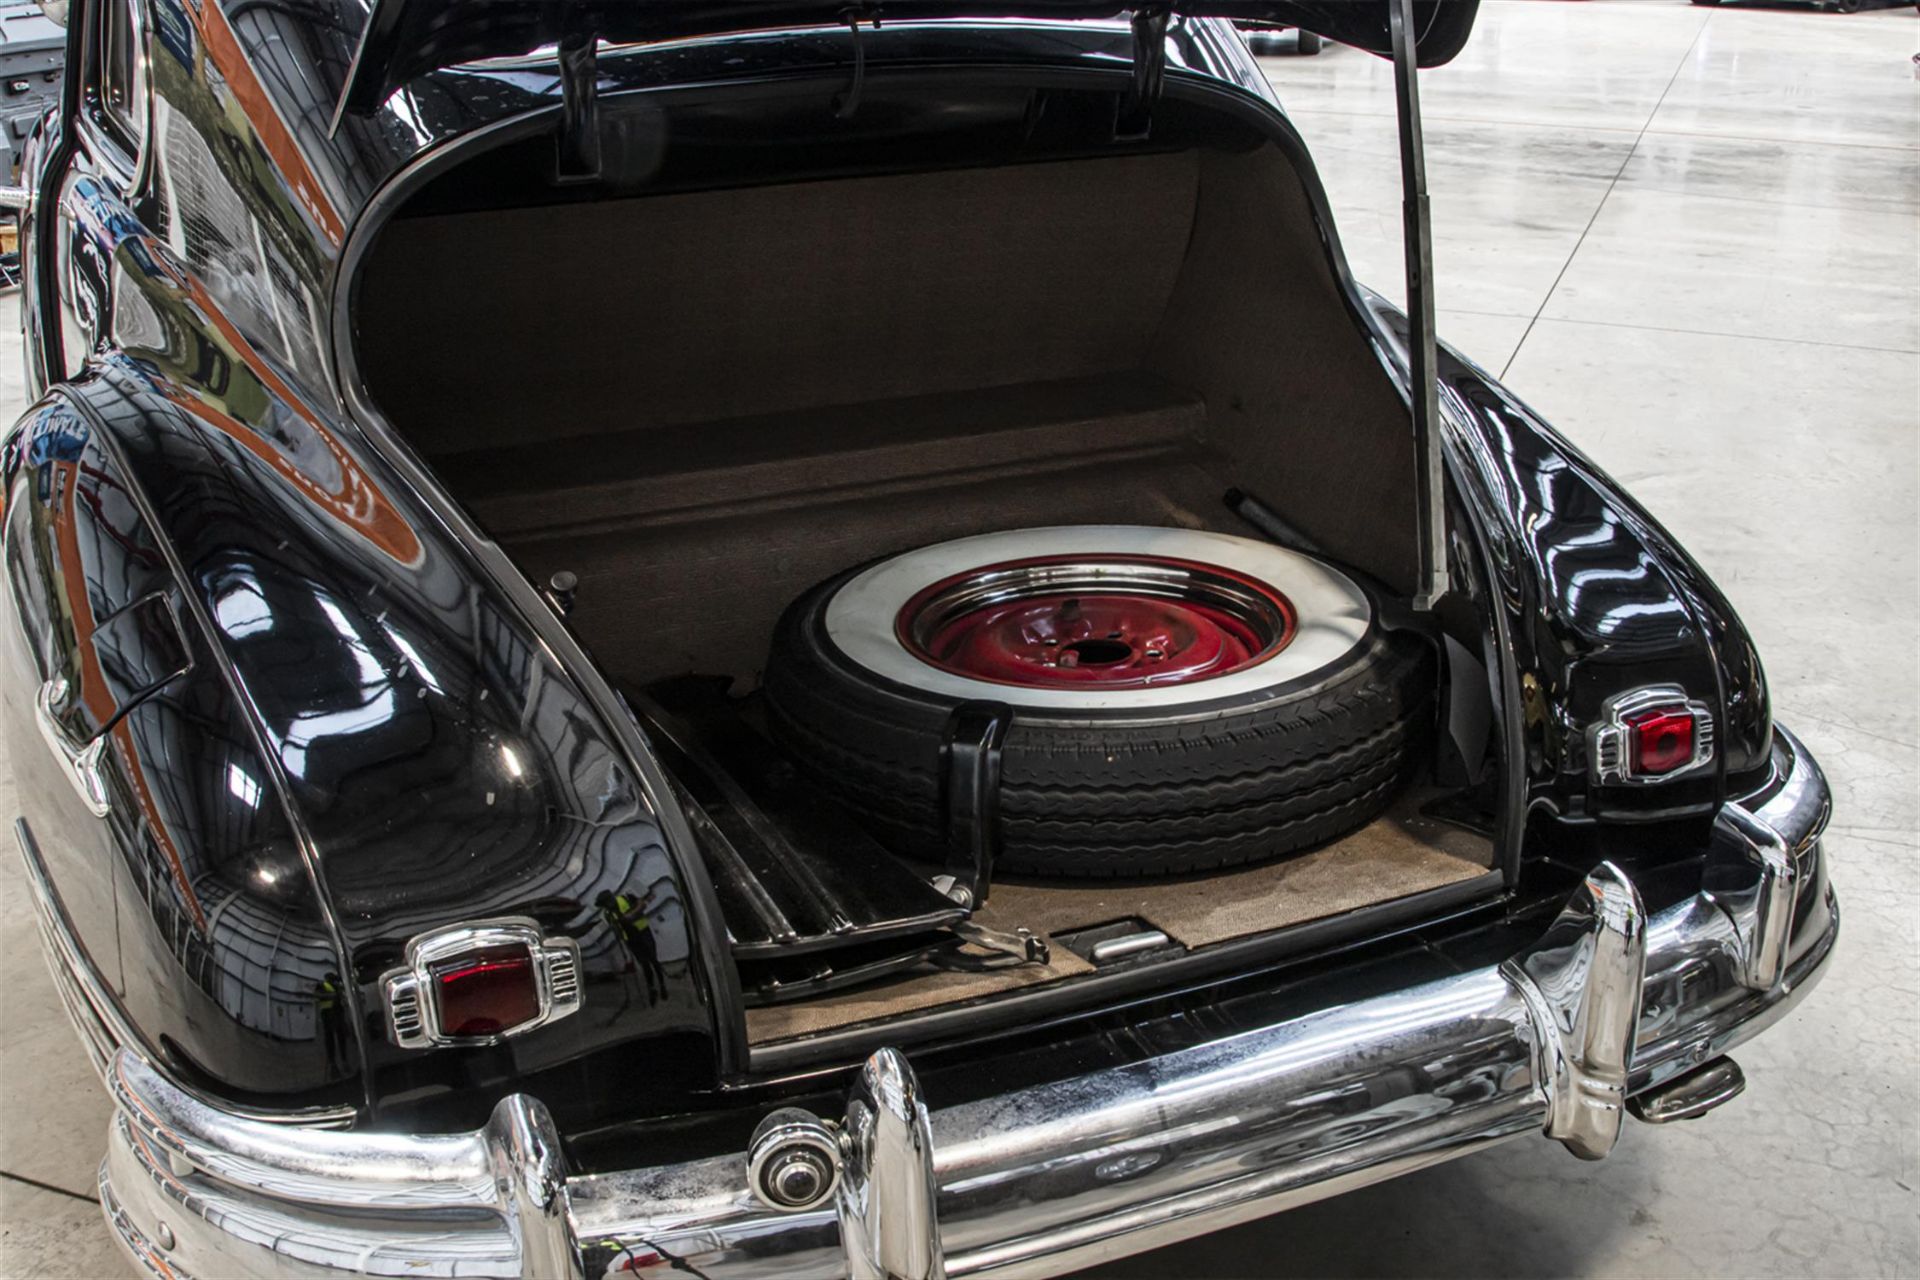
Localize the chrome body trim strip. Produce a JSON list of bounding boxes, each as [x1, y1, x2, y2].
[[35, 676, 112, 817], [74, 727, 1835, 1280]]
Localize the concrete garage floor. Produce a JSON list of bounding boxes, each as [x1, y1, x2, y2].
[[0, 1, 1914, 1276]]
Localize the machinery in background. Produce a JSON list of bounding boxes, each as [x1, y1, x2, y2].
[[0, 2, 63, 288], [1235, 21, 1322, 54]]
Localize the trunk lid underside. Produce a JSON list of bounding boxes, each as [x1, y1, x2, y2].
[[336, 0, 1479, 118]]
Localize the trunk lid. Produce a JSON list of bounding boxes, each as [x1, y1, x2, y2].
[[335, 0, 1479, 117]]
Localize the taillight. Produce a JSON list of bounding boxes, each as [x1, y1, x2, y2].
[[1627, 707, 1697, 776], [430, 945, 542, 1037], [381, 919, 582, 1050], [1590, 686, 1715, 785]]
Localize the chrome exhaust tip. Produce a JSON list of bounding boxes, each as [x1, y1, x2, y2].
[[1628, 1056, 1747, 1124]]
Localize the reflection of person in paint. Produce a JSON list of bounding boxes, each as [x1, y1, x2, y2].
[[315, 971, 350, 1076], [596, 890, 668, 1005]]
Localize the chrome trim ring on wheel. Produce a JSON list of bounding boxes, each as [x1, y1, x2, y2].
[[823, 526, 1371, 710]]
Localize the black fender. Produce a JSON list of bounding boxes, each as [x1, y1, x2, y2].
[[3, 392, 364, 1108], [1361, 295, 1768, 827]]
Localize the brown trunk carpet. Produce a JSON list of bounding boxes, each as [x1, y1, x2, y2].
[[745, 793, 1490, 1044]]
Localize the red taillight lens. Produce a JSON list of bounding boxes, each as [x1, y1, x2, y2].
[[430, 944, 540, 1037], [1627, 708, 1696, 776]]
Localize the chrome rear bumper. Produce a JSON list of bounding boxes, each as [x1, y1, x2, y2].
[[83, 729, 1836, 1280]]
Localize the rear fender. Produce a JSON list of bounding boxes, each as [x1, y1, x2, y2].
[[21, 163, 734, 1128]]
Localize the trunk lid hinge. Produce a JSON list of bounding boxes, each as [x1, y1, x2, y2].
[[1116, 6, 1171, 141], [834, 5, 881, 119], [1390, 0, 1450, 612], [555, 29, 601, 183]]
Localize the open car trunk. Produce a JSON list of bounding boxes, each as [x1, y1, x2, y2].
[[350, 77, 1499, 1048]]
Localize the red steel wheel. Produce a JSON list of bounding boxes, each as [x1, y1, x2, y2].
[[895, 555, 1296, 691], [763, 526, 1435, 877]]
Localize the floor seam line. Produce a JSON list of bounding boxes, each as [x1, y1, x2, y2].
[[1597, 182, 1920, 220], [1439, 308, 1536, 319], [1827, 831, 1920, 849], [1280, 113, 1919, 157], [1283, 108, 1652, 136], [0, 1168, 100, 1206], [1778, 713, 1920, 752], [1520, 315, 1920, 357], [1497, 15, 1711, 380], [1636, 125, 1920, 155]]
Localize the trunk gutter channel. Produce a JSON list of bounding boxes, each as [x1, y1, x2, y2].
[[325, 50, 1507, 1082]]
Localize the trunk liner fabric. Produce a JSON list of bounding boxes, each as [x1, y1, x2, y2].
[[352, 134, 1495, 1039]]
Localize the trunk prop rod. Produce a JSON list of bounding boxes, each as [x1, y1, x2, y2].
[[1390, 0, 1450, 612]]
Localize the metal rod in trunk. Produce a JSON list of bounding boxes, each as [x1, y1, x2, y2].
[[1390, 0, 1450, 611]]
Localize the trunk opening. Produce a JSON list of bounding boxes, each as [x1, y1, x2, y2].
[[348, 71, 1502, 1051]]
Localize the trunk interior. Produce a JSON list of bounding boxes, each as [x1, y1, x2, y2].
[[351, 80, 1499, 1047]]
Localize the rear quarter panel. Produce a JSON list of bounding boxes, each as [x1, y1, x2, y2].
[[8, 0, 736, 1125]]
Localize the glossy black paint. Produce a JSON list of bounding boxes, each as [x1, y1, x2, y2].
[[4, 393, 362, 1104], [5, 0, 1769, 1133], [10, 0, 736, 1130], [1360, 296, 1771, 826]]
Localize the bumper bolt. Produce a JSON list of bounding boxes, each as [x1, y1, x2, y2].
[[768, 1149, 832, 1206]]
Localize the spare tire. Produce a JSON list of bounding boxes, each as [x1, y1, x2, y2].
[[762, 526, 1434, 878]]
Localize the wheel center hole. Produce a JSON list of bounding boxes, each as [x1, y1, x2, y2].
[[1062, 638, 1133, 666]]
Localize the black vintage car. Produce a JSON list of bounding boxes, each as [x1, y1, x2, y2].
[[3, 1, 1837, 1277]]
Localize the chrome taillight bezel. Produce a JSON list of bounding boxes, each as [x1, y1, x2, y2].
[[380, 917, 582, 1050], [1588, 685, 1715, 786]]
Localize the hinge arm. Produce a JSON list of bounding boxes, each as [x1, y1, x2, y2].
[[1116, 7, 1170, 140], [555, 30, 600, 183]]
